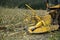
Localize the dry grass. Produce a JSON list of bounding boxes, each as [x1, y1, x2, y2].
[[0, 7, 45, 40], [0, 7, 60, 40], [0, 7, 47, 30]]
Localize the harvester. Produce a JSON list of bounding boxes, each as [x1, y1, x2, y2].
[[25, 0, 60, 33]]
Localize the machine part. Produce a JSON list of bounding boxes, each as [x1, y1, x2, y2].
[[25, 4, 36, 16], [46, 0, 60, 25], [32, 15, 41, 22], [25, 2, 60, 33], [28, 14, 53, 33], [42, 14, 52, 25], [25, 4, 42, 22], [28, 25, 59, 33]]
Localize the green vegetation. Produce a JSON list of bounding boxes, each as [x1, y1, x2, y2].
[[0, 0, 46, 9], [48, 32, 60, 40]]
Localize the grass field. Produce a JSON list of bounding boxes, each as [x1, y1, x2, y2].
[[0, 7, 60, 40], [0, 7, 47, 29]]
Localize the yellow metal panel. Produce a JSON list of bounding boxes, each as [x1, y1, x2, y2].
[[42, 14, 52, 25], [28, 25, 59, 33], [50, 4, 60, 8]]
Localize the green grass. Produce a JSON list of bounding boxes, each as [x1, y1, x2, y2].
[[48, 31, 60, 40]]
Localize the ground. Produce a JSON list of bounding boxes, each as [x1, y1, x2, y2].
[[0, 7, 60, 40]]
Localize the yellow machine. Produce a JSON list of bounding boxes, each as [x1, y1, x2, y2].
[[25, 0, 60, 33]]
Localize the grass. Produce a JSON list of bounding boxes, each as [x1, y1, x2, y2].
[[0, 7, 47, 27], [48, 31, 60, 40], [0, 7, 41, 40], [0, 7, 60, 40]]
